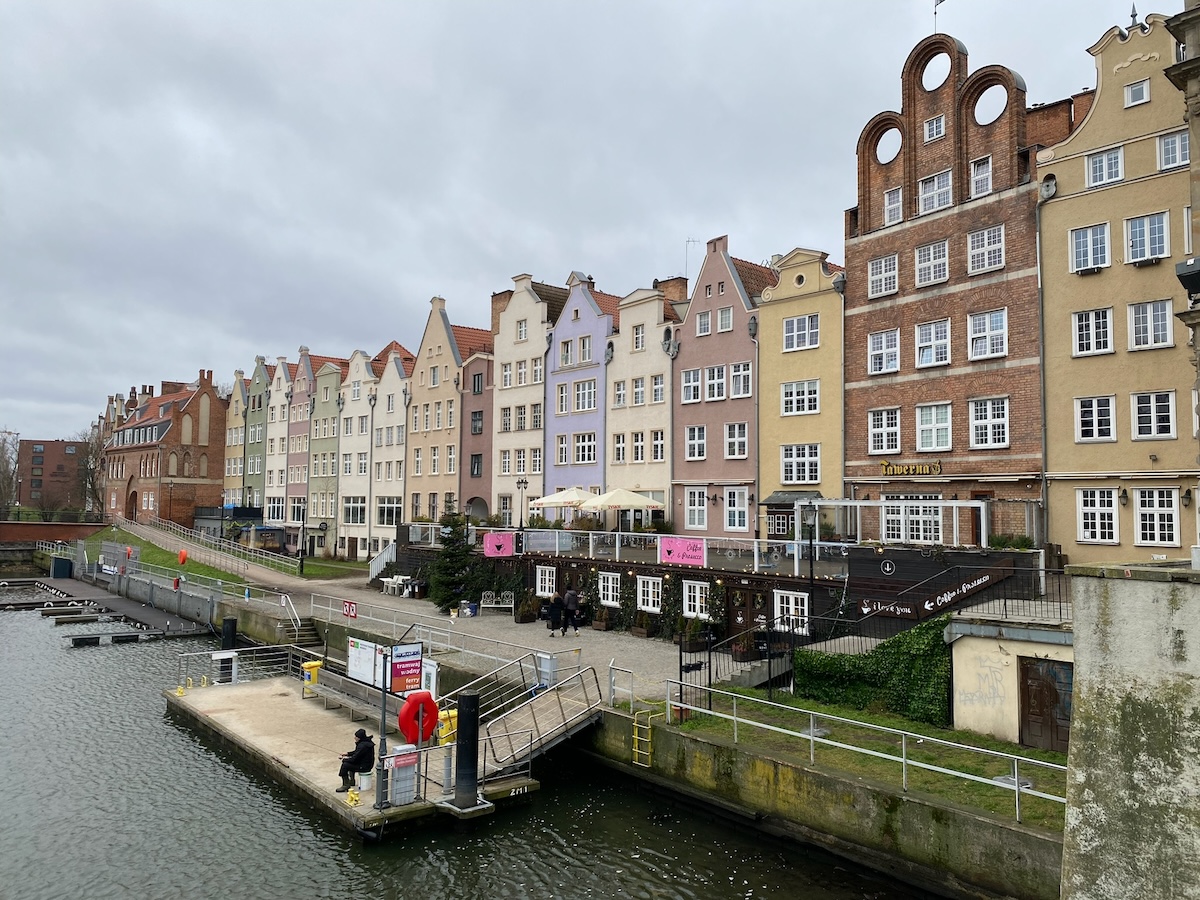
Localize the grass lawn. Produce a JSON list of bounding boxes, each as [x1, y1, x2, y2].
[[673, 687, 1067, 831], [94, 528, 246, 585], [297, 558, 369, 579]]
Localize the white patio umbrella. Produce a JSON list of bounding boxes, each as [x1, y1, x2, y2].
[[578, 488, 666, 511], [528, 486, 598, 509]]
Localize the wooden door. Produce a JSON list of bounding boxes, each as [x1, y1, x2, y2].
[[1019, 657, 1073, 752]]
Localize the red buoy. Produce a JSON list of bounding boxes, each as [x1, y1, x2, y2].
[[398, 690, 439, 744], [178, 549, 188, 565]]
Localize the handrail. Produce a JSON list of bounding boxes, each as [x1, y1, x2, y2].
[[664, 679, 1065, 823]]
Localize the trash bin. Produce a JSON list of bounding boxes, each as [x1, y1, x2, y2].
[[412, 581, 427, 599], [386, 744, 418, 805], [466, 602, 479, 617], [437, 709, 458, 745], [301, 660, 323, 685], [358, 769, 373, 792]]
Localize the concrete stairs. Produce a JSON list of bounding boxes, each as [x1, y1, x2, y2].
[[286, 617, 324, 647]]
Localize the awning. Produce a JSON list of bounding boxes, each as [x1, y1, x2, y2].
[[759, 490, 823, 507]]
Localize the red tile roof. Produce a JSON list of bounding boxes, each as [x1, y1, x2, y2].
[[662, 298, 681, 323], [532, 281, 569, 322], [731, 257, 775, 299], [451, 324, 493, 360], [589, 288, 623, 329]]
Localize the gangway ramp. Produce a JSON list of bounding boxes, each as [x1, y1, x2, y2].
[[481, 667, 603, 772]]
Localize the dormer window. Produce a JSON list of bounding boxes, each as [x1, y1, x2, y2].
[[924, 114, 945, 142]]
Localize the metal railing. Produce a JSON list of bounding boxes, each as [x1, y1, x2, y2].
[[175, 644, 318, 688], [123, 514, 299, 574], [664, 680, 1066, 823], [482, 667, 603, 769], [368, 542, 397, 581]]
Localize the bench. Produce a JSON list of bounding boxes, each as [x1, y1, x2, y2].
[[479, 590, 515, 614], [302, 668, 404, 734]]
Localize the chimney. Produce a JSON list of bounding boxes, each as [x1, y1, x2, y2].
[[655, 276, 689, 303]]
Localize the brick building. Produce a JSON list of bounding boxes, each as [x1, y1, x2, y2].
[[842, 34, 1080, 545], [16, 439, 86, 513]]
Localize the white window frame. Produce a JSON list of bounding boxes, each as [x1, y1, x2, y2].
[[783, 314, 819, 351], [574, 379, 596, 412], [579, 335, 592, 363], [1075, 396, 1116, 443], [636, 575, 663, 612], [683, 580, 711, 619], [725, 422, 748, 459], [598, 571, 621, 608], [1159, 130, 1190, 170], [1070, 223, 1110, 272], [968, 225, 1005, 274], [781, 444, 820, 484], [1087, 148, 1123, 187], [706, 365, 726, 401], [685, 488, 707, 529], [717, 307, 733, 332], [924, 114, 945, 142], [1073, 308, 1113, 357], [1131, 390, 1176, 439], [1124, 78, 1150, 108], [1077, 489, 1119, 544], [915, 239, 949, 286], [536, 565, 557, 598], [612, 380, 626, 408], [1125, 212, 1169, 264], [573, 432, 597, 464], [868, 328, 900, 374], [916, 318, 950, 368], [686, 425, 706, 460], [612, 433, 626, 464], [916, 402, 952, 451], [884, 186, 902, 226], [868, 254, 899, 298], [968, 309, 1007, 360], [724, 489, 748, 532], [918, 170, 952, 214], [774, 589, 810, 635], [781, 379, 819, 416], [681, 369, 701, 403], [970, 156, 992, 198], [1129, 299, 1174, 350], [969, 397, 1009, 449], [1135, 489, 1180, 547], [632, 324, 645, 351], [730, 362, 752, 398], [696, 310, 711, 336]]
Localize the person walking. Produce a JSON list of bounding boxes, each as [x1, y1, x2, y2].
[[547, 590, 564, 637], [562, 586, 580, 636], [336, 727, 375, 792]]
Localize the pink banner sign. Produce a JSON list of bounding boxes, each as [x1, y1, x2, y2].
[[659, 536, 706, 567], [483, 532, 515, 557]]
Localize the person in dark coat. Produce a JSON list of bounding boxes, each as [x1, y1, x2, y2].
[[336, 728, 375, 792], [547, 591, 564, 637], [562, 587, 580, 636]]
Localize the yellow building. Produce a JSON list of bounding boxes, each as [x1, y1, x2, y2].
[[1039, 13, 1197, 564], [755, 249, 846, 539]]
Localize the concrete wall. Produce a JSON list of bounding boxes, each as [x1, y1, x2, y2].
[[586, 712, 1062, 900], [1060, 566, 1200, 899]]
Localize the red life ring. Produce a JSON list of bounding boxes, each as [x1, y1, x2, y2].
[[398, 690, 439, 744]]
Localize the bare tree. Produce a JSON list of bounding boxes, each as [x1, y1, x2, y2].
[[0, 428, 17, 511], [69, 426, 105, 514]]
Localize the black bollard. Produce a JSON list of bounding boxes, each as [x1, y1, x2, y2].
[[220, 616, 237, 682], [453, 691, 480, 810]]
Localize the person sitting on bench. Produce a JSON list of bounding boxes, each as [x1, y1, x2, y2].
[[336, 727, 375, 792]]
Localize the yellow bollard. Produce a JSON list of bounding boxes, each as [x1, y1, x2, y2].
[[200, 675, 208, 687], [346, 788, 360, 806], [175, 685, 185, 696], [186, 677, 194, 689]]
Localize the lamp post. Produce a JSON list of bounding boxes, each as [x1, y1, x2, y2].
[[515, 477, 528, 529], [802, 500, 817, 607]]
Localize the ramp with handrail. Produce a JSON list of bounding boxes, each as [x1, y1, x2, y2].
[[479, 667, 604, 773]]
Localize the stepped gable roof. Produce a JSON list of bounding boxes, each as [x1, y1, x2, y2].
[[452, 324, 493, 359], [589, 287, 623, 329], [532, 281, 569, 322], [731, 257, 775, 299]]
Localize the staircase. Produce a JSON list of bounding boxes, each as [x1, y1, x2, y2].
[[285, 617, 324, 647]]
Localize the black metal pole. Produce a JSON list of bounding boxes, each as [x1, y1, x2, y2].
[[375, 647, 391, 809], [454, 690, 480, 809]]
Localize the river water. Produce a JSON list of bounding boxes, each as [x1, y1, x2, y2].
[[0, 590, 925, 900]]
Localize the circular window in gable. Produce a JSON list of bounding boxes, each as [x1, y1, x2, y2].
[[922, 53, 951, 91], [974, 84, 1008, 126], [794, 273, 806, 287], [876, 127, 902, 165]]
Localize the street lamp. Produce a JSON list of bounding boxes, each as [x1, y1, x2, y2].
[[801, 501, 818, 605], [515, 477, 528, 529]]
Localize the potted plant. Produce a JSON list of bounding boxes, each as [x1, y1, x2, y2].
[[514, 591, 539, 624], [630, 610, 658, 639], [731, 632, 760, 662], [592, 605, 613, 631], [679, 617, 708, 653]]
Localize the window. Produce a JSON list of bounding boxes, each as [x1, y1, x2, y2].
[[557, 384, 569, 414], [651, 430, 664, 462], [430, 367, 440, 387], [685, 489, 707, 529], [471, 410, 484, 435], [884, 493, 942, 544], [413, 449, 421, 475], [557, 434, 568, 465], [717, 307, 733, 332], [536, 566, 557, 598], [782, 379, 819, 415], [725, 422, 747, 458], [868, 254, 898, 298], [968, 225, 1005, 274], [516, 318, 528, 341], [968, 309, 1007, 360], [1087, 148, 1123, 187], [501, 363, 512, 388], [434, 402, 443, 429], [343, 496, 366, 525], [706, 366, 726, 401], [632, 432, 645, 462], [1136, 489, 1179, 546], [1078, 489, 1118, 543], [915, 240, 949, 286], [632, 323, 645, 351], [574, 432, 596, 463], [532, 358, 543, 383], [613, 433, 626, 463], [501, 407, 511, 432], [686, 425, 706, 460], [531, 447, 542, 473], [783, 314, 819, 350], [682, 369, 701, 403], [718, 281, 725, 295], [342, 453, 352, 475], [1073, 308, 1113, 356], [447, 446, 455, 474], [1130, 299, 1173, 349], [1131, 391, 1175, 439], [1076, 396, 1115, 442], [1124, 78, 1149, 107], [1071, 223, 1110, 272], [652, 374, 664, 403], [730, 362, 752, 398], [916, 319, 950, 367], [500, 450, 511, 475], [632, 377, 645, 405], [574, 379, 596, 411], [918, 170, 952, 213], [917, 403, 952, 451], [1160, 130, 1190, 169], [579, 335, 592, 363], [775, 590, 810, 635], [1126, 213, 1168, 263], [970, 397, 1008, 448], [683, 580, 711, 618], [613, 381, 626, 408], [531, 403, 542, 429], [516, 405, 526, 431], [781, 444, 820, 484], [637, 576, 663, 612], [696, 310, 711, 336], [971, 156, 992, 198], [470, 454, 482, 477], [705, 285, 712, 298], [598, 572, 621, 608], [924, 114, 945, 142], [560, 340, 573, 367], [884, 187, 902, 225], [869, 329, 900, 374]]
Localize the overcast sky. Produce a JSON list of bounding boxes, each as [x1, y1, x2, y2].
[[0, 0, 1156, 441]]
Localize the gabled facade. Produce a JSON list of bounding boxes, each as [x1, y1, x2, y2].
[[310, 358, 349, 557], [373, 342, 415, 545], [842, 34, 1076, 546], [757, 249, 846, 539], [669, 236, 770, 539], [263, 358, 295, 528], [544, 272, 621, 512], [605, 277, 685, 529], [339, 349, 382, 559], [104, 370, 227, 527], [244, 356, 274, 510], [223, 371, 248, 509], [460, 349, 495, 521], [491, 275, 568, 521], [1040, 14, 1196, 564]]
